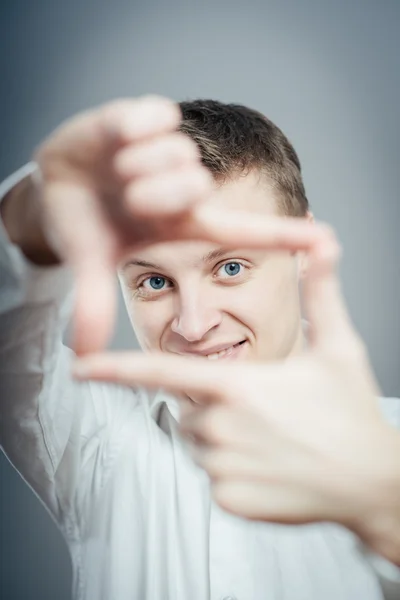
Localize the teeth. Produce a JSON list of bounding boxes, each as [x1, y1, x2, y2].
[[206, 346, 234, 360]]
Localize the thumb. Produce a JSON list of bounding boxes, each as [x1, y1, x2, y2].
[[302, 225, 356, 352], [42, 180, 117, 355], [72, 258, 116, 356]]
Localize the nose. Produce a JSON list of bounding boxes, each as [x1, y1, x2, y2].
[[171, 289, 222, 342]]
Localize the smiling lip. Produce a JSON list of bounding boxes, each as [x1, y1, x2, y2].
[[177, 340, 246, 357]]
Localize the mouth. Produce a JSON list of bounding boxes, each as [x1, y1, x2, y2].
[[205, 339, 247, 360], [173, 340, 248, 361]]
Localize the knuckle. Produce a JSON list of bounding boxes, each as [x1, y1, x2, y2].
[[101, 98, 135, 120], [124, 178, 149, 205], [123, 164, 212, 214], [181, 165, 212, 196], [139, 93, 175, 107], [138, 95, 181, 123], [201, 450, 226, 479], [102, 96, 181, 140], [318, 223, 341, 254], [205, 450, 236, 479], [196, 166, 213, 189], [106, 97, 132, 111], [202, 407, 230, 444], [198, 448, 216, 473], [113, 147, 134, 175], [212, 481, 237, 511], [171, 133, 200, 160]]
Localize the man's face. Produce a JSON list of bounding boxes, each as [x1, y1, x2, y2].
[[119, 172, 305, 364]]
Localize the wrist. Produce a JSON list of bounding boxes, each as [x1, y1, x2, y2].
[[345, 429, 400, 565], [0, 168, 61, 266]]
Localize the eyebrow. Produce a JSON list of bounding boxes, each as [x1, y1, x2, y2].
[[202, 247, 233, 264], [122, 259, 163, 271], [121, 248, 234, 272]]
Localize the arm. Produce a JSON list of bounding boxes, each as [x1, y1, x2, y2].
[[72, 219, 400, 599], [0, 166, 128, 527], [358, 396, 400, 600], [0, 97, 215, 527]]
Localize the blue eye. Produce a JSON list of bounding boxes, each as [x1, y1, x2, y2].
[[220, 262, 241, 277], [145, 276, 167, 290]]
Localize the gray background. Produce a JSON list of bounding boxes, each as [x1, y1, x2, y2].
[[1, 0, 399, 598]]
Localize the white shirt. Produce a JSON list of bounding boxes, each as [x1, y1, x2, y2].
[[1, 165, 400, 600]]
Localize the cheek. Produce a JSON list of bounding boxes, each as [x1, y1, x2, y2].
[[224, 281, 262, 326], [246, 261, 300, 326], [127, 302, 171, 351]]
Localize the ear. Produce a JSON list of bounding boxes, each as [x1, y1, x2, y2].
[[296, 211, 314, 280]]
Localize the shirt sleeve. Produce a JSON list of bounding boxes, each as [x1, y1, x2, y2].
[[359, 397, 400, 600], [358, 545, 400, 600], [0, 164, 139, 530]]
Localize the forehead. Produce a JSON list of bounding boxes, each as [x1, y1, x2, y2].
[[120, 172, 279, 271], [211, 170, 279, 215]]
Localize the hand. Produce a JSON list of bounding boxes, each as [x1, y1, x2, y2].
[[26, 96, 212, 353], [1, 95, 323, 355], [72, 220, 400, 564]]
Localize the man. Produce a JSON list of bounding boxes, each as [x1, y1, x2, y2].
[[0, 95, 399, 600]]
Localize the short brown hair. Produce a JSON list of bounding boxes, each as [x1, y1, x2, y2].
[[179, 99, 309, 217]]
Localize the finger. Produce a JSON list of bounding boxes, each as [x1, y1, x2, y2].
[[181, 404, 270, 448], [191, 204, 330, 252], [212, 480, 328, 524], [100, 96, 181, 144], [114, 133, 200, 180], [301, 226, 359, 352], [72, 351, 230, 399], [181, 405, 244, 446], [124, 165, 212, 216], [43, 181, 117, 355], [72, 258, 117, 356], [190, 207, 361, 353], [190, 446, 273, 481]]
